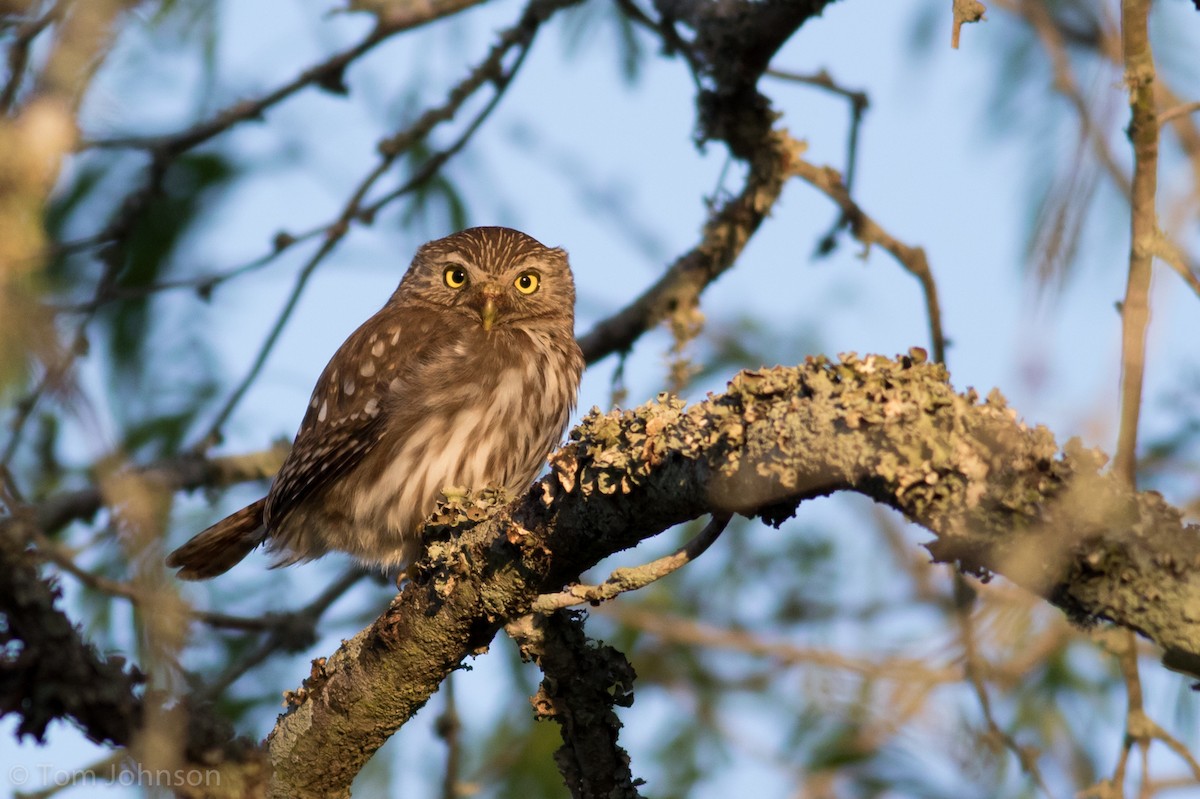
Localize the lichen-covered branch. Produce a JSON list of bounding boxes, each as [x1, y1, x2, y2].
[[506, 611, 641, 799], [266, 351, 1200, 798], [0, 519, 268, 799]]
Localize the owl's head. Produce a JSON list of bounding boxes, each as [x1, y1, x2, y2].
[[397, 226, 575, 331]]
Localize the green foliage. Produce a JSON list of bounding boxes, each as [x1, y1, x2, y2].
[[101, 153, 233, 383]]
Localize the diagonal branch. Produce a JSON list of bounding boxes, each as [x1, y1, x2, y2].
[[83, 0, 489, 152], [264, 351, 1200, 798], [532, 512, 730, 612], [577, 128, 804, 364]]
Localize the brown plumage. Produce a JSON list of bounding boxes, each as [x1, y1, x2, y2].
[[167, 227, 584, 580]]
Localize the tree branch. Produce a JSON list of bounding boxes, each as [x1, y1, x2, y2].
[[0, 517, 268, 798], [577, 127, 805, 364], [265, 351, 1200, 797], [83, 0, 489, 152], [790, 157, 947, 363], [1114, 0, 1158, 485], [506, 610, 641, 799], [32, 443, 290, 535]]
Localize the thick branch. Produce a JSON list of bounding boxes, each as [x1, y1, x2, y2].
[[266, 351, 1200, 797]]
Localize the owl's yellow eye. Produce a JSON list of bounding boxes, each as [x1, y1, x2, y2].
[[443, 265, 468, 289], [514, 272, 539, 294]]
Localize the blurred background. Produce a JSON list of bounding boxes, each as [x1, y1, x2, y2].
[[2, 0, 1200, 796]]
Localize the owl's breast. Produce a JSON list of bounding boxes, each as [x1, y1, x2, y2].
[[347, 324, 577, 560]]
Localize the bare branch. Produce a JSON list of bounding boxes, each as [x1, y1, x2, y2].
[[1158, 99, 1200, 126], [953, 575, 1052, 796], [83, 0, 489, 153], [532, 512, 730, 612], [0, 0, 63, 113], [1149, 231, 1200, 299], [1113, 0, 1158, 485], [606, 605, 961, 683], [33, 443, 289, 535], [790, 158, 948, 363]]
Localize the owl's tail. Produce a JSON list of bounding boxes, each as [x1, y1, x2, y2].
[[166, 497, 269, 580]]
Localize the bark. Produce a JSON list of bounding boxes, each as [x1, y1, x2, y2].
[[265, 351, 1200, 797], [507, 611, 641, 799]]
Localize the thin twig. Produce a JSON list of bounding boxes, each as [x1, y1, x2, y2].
[[604, 605, 961, 684], [2, 307, 94, 467], [52, 227, 322, 313], [766, 68, 872, 255], [953, 574, 1052, 796], [1158, 99, 1200, 126], [1008, 0, 1131, 199], [1, 152, 172, 467], [1149, 232, 1200, 298], [33, 531, 141, 600], [790, 157, 948, 364], [532, 513, 731, 613], [82, 0, 487, 152], [46, 1, 486, 279], [0, 0, 64, 114], [33, 524, 364, 639], [1114, 0, 1158, 485], [196, 567, 367, 701], [765, 67, 869, 110], [34, 442, 289, 534]]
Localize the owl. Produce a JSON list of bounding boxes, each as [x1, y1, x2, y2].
[[167, 227, 584, 579]]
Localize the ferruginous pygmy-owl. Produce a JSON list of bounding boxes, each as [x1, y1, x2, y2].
[[166, 227, 584, 579]]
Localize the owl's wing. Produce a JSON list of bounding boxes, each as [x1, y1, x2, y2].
[[264, 310, 414, 529]]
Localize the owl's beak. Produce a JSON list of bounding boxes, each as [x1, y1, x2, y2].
[[479, 295, 498, 332]]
